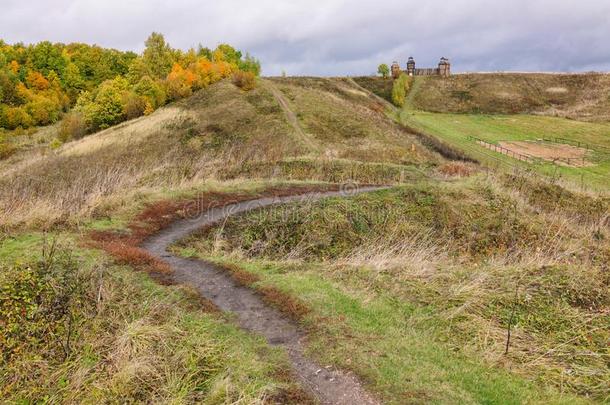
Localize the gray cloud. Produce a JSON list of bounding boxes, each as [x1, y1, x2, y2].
[[2, 0, 609, 76]]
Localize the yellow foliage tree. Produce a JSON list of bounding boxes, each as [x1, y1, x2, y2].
[[8, 60, 19, 74], [26, 71, 50, 91], [166, 63, 195, 101]]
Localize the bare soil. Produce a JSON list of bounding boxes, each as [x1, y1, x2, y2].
[[499, 140, 590, 166], [141, 188, 385, 405]]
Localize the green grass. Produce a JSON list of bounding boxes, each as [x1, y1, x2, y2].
[[0, 233, 47, 263], [190, 257, 587, 404], [399, 110, 610, 191]]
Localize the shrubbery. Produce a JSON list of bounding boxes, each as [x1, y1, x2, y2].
[[0, 242, 90, 364], [232, 71, 257, 91], [57, 111, 86, 142], [391, 73, 411, 107], [0, 134, 16, 158]]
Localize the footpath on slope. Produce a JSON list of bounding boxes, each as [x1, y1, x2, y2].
[[263, 80, 320, 152], [142, 188, 385, 405]]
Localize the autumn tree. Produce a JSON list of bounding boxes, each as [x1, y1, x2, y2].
[[0, 35, 261, 133], [25, 71, 49, 90], [142, 32, 174, 79], [165, 63, 195, 101], [64, 62, 85, 100], [213, 44, 242, 65], [134, 75, 166, 109]]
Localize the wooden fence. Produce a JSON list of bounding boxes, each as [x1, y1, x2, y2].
[[468, 136, 539, 163], [542, 137, 610, 155], [413, 68, 440, 76]]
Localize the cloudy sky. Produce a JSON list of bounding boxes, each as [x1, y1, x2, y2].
[[2, 0, 609, 76]]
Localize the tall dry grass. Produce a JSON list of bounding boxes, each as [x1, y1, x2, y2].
[[1, 246, 307, 403], [0, 82, 300, 229], [1, 77, 450, 230]]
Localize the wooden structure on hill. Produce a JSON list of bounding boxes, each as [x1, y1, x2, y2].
[[391, 57, 451, 79]]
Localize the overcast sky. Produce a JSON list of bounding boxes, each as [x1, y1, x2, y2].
[[2, 0, 609, 76]]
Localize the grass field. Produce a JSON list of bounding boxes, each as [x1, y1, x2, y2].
[[399, 111, 610, 192]]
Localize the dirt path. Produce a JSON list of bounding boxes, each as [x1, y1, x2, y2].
[[142, 188, 384, 405], [263, 80, 319, 152], [347, 78, 398, 113]]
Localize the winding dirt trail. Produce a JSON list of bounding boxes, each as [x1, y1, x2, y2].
[[264, 80, 320, 152], [142, 188, 384, 405]]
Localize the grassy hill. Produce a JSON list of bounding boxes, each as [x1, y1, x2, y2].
[[0, 78, 442, 229], [1, 76, 608, 403], [354, 74, 610, 192], [356, 73, 610, 121]]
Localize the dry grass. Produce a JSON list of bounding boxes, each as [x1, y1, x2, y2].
[[0, 81, 300, 229], [269, 77, 444, 165], [0, 78, 443, 230], [404, 73, 610, 122], [436, 161, 478, 178], [86, 184, 341, 284]]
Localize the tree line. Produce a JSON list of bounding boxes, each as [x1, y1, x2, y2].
[[0, 33, 260, 139]]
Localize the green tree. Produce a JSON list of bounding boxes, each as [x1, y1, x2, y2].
[[142, 32, 174, 79], [391, 73, 411, 107], [29, 41, 67, 76], [64, 62, 84, 99], [377, 63, 390, 79], [134, 75, 166, 108], [76, 77, 128, 131], [239, 53, 261, 76], [126, 57, 150, 84], [196, 45, 213, 60], [213, 44, 242, 65]]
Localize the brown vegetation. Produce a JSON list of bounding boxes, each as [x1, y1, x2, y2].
[[232, 71, 257, 91], [220, 263, 312, 321], [437, 161, 477, 177], [57, 112, 87, 142], [0, 78, 446, 230], [413, 73, 610, 121], [88, 185, 339, 283]]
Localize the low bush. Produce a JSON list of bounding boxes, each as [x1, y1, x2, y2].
[[57, 111, 87, 142], [0, 241, 90, 365], [437, 161, 477, 177], [232, 71, 257, 91], [0, 137, 17, 159]]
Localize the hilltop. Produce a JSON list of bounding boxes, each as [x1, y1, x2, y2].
[[355, 72, 610, 121]]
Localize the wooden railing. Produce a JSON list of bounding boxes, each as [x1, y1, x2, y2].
[[468, 136, 539, 164]]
